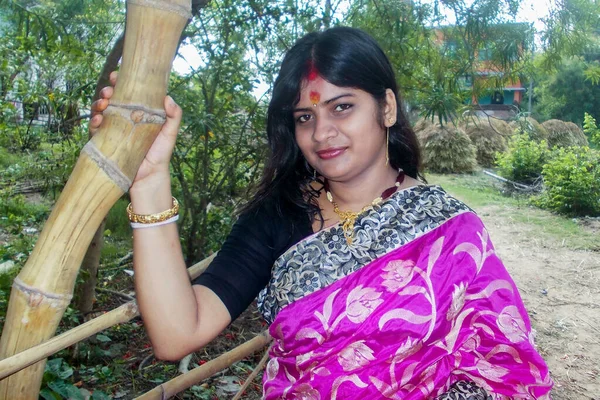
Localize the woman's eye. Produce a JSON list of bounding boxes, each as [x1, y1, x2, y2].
[[334, 104, 352, 112], [296, 114, 312, 123]]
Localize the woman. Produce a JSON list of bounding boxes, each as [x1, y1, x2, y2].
[[91, 27, 553, 399]]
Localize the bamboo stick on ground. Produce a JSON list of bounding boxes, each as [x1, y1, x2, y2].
[[0, 302, 139, 381], [0, 254, 214, 381], [135, 331, 272, 400]]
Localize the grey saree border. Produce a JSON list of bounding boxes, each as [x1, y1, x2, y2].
[[257, 185, 474, 324]]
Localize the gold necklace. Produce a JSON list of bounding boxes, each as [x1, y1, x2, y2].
[[325, 170, 406, 245]]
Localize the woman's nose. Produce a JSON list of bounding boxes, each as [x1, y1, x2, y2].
[[312, 116, 337, 142]]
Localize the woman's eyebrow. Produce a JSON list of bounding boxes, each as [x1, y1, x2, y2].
[[293, 93, 355, 112]]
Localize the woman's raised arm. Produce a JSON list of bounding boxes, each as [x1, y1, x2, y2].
[[90, 74, 231, 360]]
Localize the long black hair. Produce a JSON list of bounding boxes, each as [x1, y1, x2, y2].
[[241, 27, 422, 222]]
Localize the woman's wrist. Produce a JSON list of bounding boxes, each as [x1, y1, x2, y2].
[[129, 172, 173, 214]]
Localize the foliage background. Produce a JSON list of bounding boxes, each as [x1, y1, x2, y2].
[[1, 0, 600, 397]]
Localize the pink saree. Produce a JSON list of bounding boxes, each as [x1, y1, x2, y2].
[[257, 185, 552, 399]]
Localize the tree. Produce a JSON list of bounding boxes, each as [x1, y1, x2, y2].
[[534, 56, 600, 125], [346, 0, 533, 124], [0, 0, 123, 144]]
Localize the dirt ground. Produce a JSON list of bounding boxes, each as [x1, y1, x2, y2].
[[477, 205, 600, 399]]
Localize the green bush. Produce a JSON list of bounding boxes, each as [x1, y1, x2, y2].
[[583, 112, 600, 148], [420, 124, 478, 173], [534, 147, 600, 216], [461, 117, 509, 167], [496, 134, 550, 184]]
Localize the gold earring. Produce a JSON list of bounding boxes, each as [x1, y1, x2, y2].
[[386, 127, 390, 166]]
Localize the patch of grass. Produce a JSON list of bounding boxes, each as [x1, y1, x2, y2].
[[0, 195, 51, 232], [426, 172, 527, 209], [427, 172, 599, 251], [0, 147, 21, 168]]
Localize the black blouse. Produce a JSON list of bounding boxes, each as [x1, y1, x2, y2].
[[192, 200, 313, 321]]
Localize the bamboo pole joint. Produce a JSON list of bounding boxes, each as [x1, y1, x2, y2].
[[13, 277, 72, 310], [129, 0, 192, 19], [105, 103, 167, 125], [82, 142, 133, 192]]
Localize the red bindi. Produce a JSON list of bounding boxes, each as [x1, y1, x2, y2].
[[309, 91, 320, 106]]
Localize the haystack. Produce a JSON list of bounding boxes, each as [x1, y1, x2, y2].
[[541, 119, 583, 148], [420, 124, 478, 173], [565, 121, 589, 146], [510, 117, 549, 142], [461, 117, 509, 167]]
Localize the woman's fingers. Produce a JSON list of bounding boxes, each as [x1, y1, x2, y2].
[[100, 86, 114, 101], [109, 71, 118, 86], [162, 96, 182, 139], [142, 96, 182, 167], [91, 98, 108, 114], [89, 72, 119, 137]]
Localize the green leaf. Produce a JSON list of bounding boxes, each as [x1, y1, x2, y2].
[[95, 334, 112, 343], [39, 388, 61, 400], [91, 390, 112, 400], [47, 380, 84, 400]]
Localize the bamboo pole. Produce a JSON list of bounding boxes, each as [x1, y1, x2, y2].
[[0, 254, 215, 381], [0, 2, 191, 397], [0, 303, 139, 380], [135, 331, 272, 400]]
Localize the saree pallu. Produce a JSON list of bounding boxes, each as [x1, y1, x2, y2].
[[257, 186, 553, 399]]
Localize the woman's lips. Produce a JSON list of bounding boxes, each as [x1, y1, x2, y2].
[[316, 147, 347, 160]]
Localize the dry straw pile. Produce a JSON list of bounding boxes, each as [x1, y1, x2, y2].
[[510, 117, 549, 142], [541, 119, 588, 148], [461, 116, 510, 167], [415, 120, 478, 173]]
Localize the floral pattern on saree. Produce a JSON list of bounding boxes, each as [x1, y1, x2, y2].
[[258, 186, 552, 399]]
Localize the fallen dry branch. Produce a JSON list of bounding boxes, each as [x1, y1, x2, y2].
[[96, 287, 135, 302], [482, 169, 543, 193], [232, 346, 270, 400], [135, 331, 272, 400]]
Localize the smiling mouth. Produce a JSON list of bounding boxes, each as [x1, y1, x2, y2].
[[316, 147, 347, 160]]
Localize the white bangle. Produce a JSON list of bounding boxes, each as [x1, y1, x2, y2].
[[130, 215, 179, 229]]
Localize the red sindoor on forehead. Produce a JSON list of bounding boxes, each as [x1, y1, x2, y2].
[[307, 59, 319, 81]]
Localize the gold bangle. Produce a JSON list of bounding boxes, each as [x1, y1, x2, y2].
[[127, 197, 179, 224]]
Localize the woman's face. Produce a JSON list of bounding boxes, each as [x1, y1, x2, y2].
[[293, 77, 395, 183]]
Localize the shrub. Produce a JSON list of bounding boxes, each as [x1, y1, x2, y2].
[[510, 117, 549, 142], [496, 134, 550, 184], [534, 147, 600, 216], [583, 112, 600, 148], [541, 119, 588, 148], [461, 117, 509, 167], [420, 124, 478, 173]]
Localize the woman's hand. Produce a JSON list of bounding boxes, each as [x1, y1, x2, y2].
[[89, 71, 182, 193]]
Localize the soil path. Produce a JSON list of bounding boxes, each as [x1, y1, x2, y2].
[[476, 205, 600, 399]]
